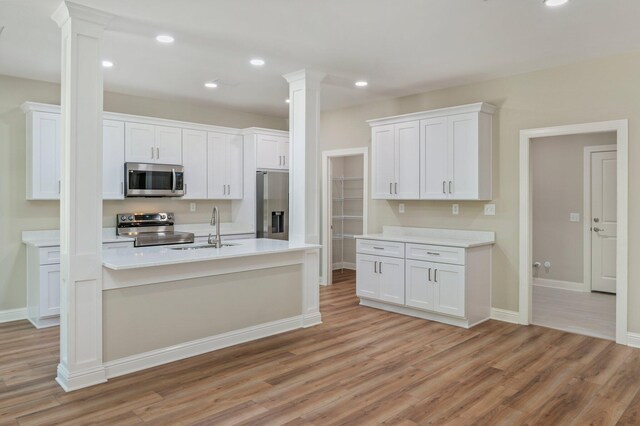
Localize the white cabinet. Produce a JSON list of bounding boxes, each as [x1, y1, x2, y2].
[[207, 132, 243, 199], [368, 102, 495, 201], [182, 129, 208, 199], [405, 259, 434, 311], [25, 111, 61, 200], [256, 134, 289, 170], [356, 253, 405, 305], [125, 122, 182, 164], [406, 259, 465, 318], [38, 264, 60, 319], [371, 121, 420, 199], [103, 120, 125, 200]]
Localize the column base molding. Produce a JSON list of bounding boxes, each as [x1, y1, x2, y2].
[[56, 363, 106, 392]]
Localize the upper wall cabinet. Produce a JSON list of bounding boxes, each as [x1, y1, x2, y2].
[[371, 121, 420, 199], [103, 120, 126, 200], [181, 129, 208, 200], [207, 132, 243, 200], [256, 134, 289, 170], [125, 123, 182, 165], [368, 102, 495, 201], [24, 110, 61, 200]]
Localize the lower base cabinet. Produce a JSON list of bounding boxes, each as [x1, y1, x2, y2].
[[356, 238, 492, 328]]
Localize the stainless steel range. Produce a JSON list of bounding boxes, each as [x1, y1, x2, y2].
[[116, 212, 194, 247]]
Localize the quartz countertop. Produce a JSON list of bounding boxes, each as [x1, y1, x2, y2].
[[102, 238, 320, 270], [22, 223, 255, 248], [356, 226, 495, 248]]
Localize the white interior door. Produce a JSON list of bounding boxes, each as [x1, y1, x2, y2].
[[591, 150, 617, 293]]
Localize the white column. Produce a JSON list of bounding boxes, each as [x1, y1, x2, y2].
[[283, 69, 325, 327], [52, 1, 112, 392]]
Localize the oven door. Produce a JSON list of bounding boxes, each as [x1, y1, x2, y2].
[[125, 163, 184, 197]]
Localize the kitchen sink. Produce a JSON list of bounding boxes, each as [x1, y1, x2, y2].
[[170, 243, 238, 251]]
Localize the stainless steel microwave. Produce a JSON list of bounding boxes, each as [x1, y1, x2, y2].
[[125, 163, 185, 197]]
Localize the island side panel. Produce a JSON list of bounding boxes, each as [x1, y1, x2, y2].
[[103, 265, 302, 362]]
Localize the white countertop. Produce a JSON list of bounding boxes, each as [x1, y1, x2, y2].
[[22, 223, 254, 248], [102, 238, 320, 270], [356, 226, 495, 248]]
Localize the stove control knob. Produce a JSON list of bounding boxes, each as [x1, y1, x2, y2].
[[160, 214, 167, 220], [128, 215, 134, 221], [167, 214, 173, 220], [120, 215, 127, 221]]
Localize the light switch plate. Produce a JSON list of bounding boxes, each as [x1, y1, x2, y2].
[[484, 204, 496, 216], [190, 202, 196, 212], [570, 212, 580, 222], [452, 204, 459, 215], [399, 203, 405, 214]]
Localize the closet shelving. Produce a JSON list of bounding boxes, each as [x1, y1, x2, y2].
[[332, 176, 363, 271]]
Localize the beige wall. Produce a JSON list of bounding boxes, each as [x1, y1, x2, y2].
[[0, 74, 287, 311], [319, 51, 640, 331], [532, 133, 616, 284]]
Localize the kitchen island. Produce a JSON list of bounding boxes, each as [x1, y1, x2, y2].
[[100, 238, 321, 379]]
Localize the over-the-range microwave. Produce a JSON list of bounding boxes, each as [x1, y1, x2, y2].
[[124, 162, 185, 197]]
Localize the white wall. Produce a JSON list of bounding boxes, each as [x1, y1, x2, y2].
[[532, 132, 617, 285]]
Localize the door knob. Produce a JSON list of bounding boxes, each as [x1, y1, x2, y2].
[[593, 218, 600, 223], [593, 227, 602, 232]]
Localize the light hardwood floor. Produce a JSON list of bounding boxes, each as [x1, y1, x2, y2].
[[1, 270, 640, 424], [532, 284, 616, 341]]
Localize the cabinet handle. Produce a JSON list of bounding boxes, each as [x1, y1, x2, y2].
[[151, 147, 154, 159], [434, 269, 438, 283], [120, 182, 124, 194], [443, 181, 446, 194], [372, 247, 385, 250], [449, 181, 452, 194], [157, 147, 160, 159], [184, 184, 188, 195], [390, 183, 393, 195], [374, 261, 377, 274], [58, 180, 61, 194], [379, 262, 383, 274], [223, 184, 226, 195], [426, 252, 440, 256], [395, 182, 398, 194], [227, 184, 230, 195], [428, 267, 431, 282]]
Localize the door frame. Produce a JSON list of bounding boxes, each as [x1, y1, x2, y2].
[[583, 144, 618, 293], [519, 120, 628, 344], [321, 147, 369, 285]]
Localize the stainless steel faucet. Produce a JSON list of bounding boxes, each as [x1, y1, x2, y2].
[[208, 206, 222, 248]]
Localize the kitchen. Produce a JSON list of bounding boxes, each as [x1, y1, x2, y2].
[[2, 0, 640, 423]]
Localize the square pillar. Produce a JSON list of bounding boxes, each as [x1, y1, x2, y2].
[[52, 1, 112, 391]]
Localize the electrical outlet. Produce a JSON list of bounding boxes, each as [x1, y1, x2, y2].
[[570, 213, 580, 222], [452, 204, 459, 215], [399, 203, 405, 214], [484, 204, 496, 216], [190, 202, 196, 212]]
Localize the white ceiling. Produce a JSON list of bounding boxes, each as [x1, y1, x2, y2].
[[1, 0, 640, 117]]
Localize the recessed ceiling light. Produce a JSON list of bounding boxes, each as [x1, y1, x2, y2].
[[156, 34, 174, 43], [285, 99, 290, 104], [355, 80, 368, 87], [250, 58, 265, 66], [204, 82, 218, 89], [102, 60, 114, 68], [544, 0, 569, 7]]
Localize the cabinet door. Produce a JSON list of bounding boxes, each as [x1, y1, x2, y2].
[[103, 120, 125, 200], [155, 125, 182, 164], [356, 254, 379, 299], [125, 122, 155, 163], [433, 263, 466, 317], [279, 137, 290, 169], [256, 134, 283, 169], [226, 135, 244, 199], [182, 129, 208, 199], [405, 260, 435, 311], [379, 256, 405, 304], [371, 125, 396, 199], [420, 117, 448, 199], [30, 111, 61, 200], [395, 121, 420, 199], [39, 264, 60, 318], [207, 132, 228, 199], [448, 113, 478, 199]]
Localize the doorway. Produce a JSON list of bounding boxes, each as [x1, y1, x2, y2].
[[519, 120, 628, 345], [321, 148, 369, 286], [530, 133, 617, 340]]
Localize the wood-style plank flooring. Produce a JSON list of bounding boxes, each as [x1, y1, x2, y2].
[[2, 269, 640, 425]]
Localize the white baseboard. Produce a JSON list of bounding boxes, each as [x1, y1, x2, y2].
[[533, 278, 586, 292], [104, 315, 306, 379], [0, 308, 27, 323], [627, 332, 640, 348], [490, 308, 520, 324], [332, 262, 356, 271]]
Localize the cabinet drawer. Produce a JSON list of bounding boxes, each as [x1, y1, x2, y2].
[[356, 239, 405, 258], [38, 247, 60, 265], [405, 243, 465, 265], [103, 242, 134, 251]]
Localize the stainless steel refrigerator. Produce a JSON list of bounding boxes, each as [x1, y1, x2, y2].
[[256, 171, 289, 240]]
